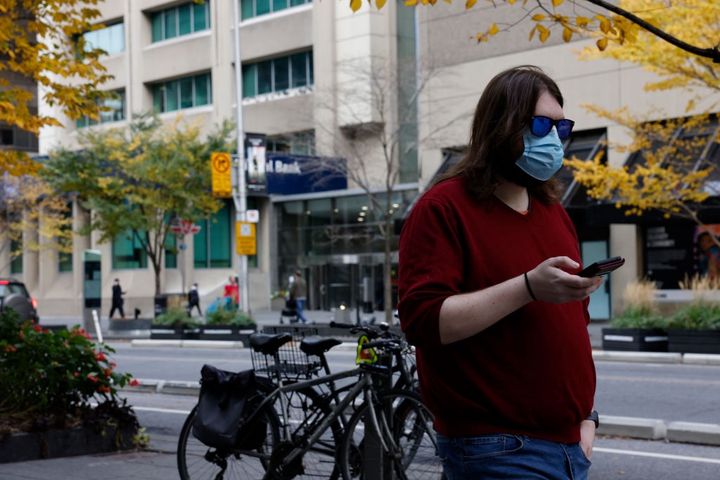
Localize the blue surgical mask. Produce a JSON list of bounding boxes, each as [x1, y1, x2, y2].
[[515, 126, 565, 181]]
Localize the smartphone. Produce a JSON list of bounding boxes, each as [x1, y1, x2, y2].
[[578, 256, 625, 277]]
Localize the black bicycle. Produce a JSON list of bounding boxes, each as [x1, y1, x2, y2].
[[177, 332, 440, 480]]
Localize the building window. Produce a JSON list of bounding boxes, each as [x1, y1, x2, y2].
[[58, 251, 73, 272], [112, 230, 148, 269], [242, 51, 313, 99], [194, 201, 231, 268], [266, 130, 315, 155], [82, 22, 125, 55], [76, 90, 126, 128], [240, 0, 310, 21], [152, 73, 211, 113], [151, 1, 210, 43], [10, 239, 22, 274]]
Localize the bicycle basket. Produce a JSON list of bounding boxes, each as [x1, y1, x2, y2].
[[250, 327, 322, 380], [192, 365, 268, 450]]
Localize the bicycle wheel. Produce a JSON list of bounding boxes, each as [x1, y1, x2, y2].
[[177, 404, 280, 480], [338, 390, 441, 480], [275, 386, 343, 479]]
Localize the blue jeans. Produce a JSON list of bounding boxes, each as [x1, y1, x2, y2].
[[295, 299, 308, 323], [437, 434, 591, 480]]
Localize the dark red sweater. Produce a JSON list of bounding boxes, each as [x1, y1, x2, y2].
[[398, 178, 595, 443]]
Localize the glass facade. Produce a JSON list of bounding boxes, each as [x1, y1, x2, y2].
[[152, 73, 212, 113], [151, 1, 210, 43], [194, 202, 232, 268], [275, 189, 416, 309], [242, 51, 313, 99], [112, 231, 147, 269], [76, 90, 126, 128], [82, 22, 125, 55], [396, 2, 418, 183], [240, 0, 311, 21], [266, 130, 315, 155]]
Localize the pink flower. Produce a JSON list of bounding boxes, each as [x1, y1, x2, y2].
[[129, 378, 140, 387], [86, 374, 99, 383], [95, 352, 107, 362]]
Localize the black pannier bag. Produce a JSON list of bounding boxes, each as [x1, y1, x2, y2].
[[192, 365, 268, 450]]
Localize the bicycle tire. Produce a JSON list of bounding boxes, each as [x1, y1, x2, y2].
[[338, 390, 442, 480], [177, 403, 281, 480], [273, 385, 344, 480]]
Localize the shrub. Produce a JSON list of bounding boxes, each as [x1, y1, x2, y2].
[[0, 309, 140, 436], [206, 308, 256, 327], [611, 280, 665, 329], [669, 302, 720, 330], [611, 307, 667, 329], [153, 307, 194, 326]]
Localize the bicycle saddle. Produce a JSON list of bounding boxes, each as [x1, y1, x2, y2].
[[299, 336, 342, 356], [249, 333, 293, 355]]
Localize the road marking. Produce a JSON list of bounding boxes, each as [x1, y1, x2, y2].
[[597, 374, 720, 387], [595, 447, 720, 464], [134, 406, 191, 415]]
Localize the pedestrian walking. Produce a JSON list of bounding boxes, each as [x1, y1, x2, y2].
[[223, 275, 239, 307], [289, 269, 308, 324], [108, 278, 126, 320], [187, 283, 202, 317], [398, 66, 603, 480]]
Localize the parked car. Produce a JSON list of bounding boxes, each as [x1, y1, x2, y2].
[[0, 278, 39, 322]]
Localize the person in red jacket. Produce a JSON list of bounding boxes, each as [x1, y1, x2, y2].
[[398, 66, 603, 480]]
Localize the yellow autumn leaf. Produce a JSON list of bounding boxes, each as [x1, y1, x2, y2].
[[350, 0, 362, 12], [466, 0, 477, 8], [551, 0, 564, 6], [404, 0, 418, 5], [575, 16, 590, 28], [562, 27, 572, 42], [598, 17, 611, 34], [507, 0, 516, 4], [528, 25, 537, 41], [596, 37, 608, 51], [538, 24, 550, 43], [532, 14, 546, 21], [488, 23, 499, 36], [376, 0, 387, 9]]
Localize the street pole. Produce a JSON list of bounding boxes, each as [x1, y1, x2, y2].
[[232, 0, 249, 314]]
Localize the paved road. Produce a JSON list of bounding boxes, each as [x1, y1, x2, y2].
[[109, 342, 720, 425], [3, 389, 719, 480]]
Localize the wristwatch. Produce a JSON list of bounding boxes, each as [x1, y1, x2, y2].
[[586, 410, 599, 429]]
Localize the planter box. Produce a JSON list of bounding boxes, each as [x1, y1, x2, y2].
[[198, 324, 257, 341], [150, 324, 200, 340], [0, 424, 136, 463], [668, 329, 720, 354], [602, 328, 669, 352]]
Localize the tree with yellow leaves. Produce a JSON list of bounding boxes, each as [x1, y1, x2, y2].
[[0, 0, 112, 176], [43, 114, 235, 296], [564, 1, 719, 241], [356, 0, 719, 62], [0, 175, 73, 274]]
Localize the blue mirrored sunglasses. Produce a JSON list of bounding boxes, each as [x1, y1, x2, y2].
[[530, 115, 575, 140]]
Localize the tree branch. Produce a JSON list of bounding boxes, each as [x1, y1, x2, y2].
[[582, 0, 720, 63]]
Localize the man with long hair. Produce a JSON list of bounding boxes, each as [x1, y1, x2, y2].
[[399, 66, 602, 479]]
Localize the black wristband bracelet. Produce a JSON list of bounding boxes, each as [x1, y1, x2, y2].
[[524, 272, 537, 301], [586, 410, 599, 429]]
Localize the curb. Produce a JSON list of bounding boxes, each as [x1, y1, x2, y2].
[[131, 339, 245, 349], [121, 381, 720, 447]]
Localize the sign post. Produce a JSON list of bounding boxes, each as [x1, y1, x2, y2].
[[232, 0, 249, 314]]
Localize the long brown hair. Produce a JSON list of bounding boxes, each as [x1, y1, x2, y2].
[[437, 65, 563, 203]]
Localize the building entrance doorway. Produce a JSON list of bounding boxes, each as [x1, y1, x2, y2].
[[307, 261, 387, 314]]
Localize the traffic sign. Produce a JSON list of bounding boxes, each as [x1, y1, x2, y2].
[[236, 221, 256, 256], [211, 152, 232, 198], [246, 209, 259, 223], [170, 219, 201, 236]]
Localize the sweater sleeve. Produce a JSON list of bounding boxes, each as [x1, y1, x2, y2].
[[398, 198, 464, 349]]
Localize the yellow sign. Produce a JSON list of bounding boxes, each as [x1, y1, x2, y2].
[[355, 335, 378, 365], [211, 152, 232, 198], [236, 221, 256, 256]]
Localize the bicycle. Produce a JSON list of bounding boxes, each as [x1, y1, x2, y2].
[[177, 332, 441, 480]]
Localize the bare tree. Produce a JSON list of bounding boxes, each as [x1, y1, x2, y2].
[[307, 58, 469, 324]]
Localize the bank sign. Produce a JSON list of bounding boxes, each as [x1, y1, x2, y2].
[[247, 152, 347, 196]]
